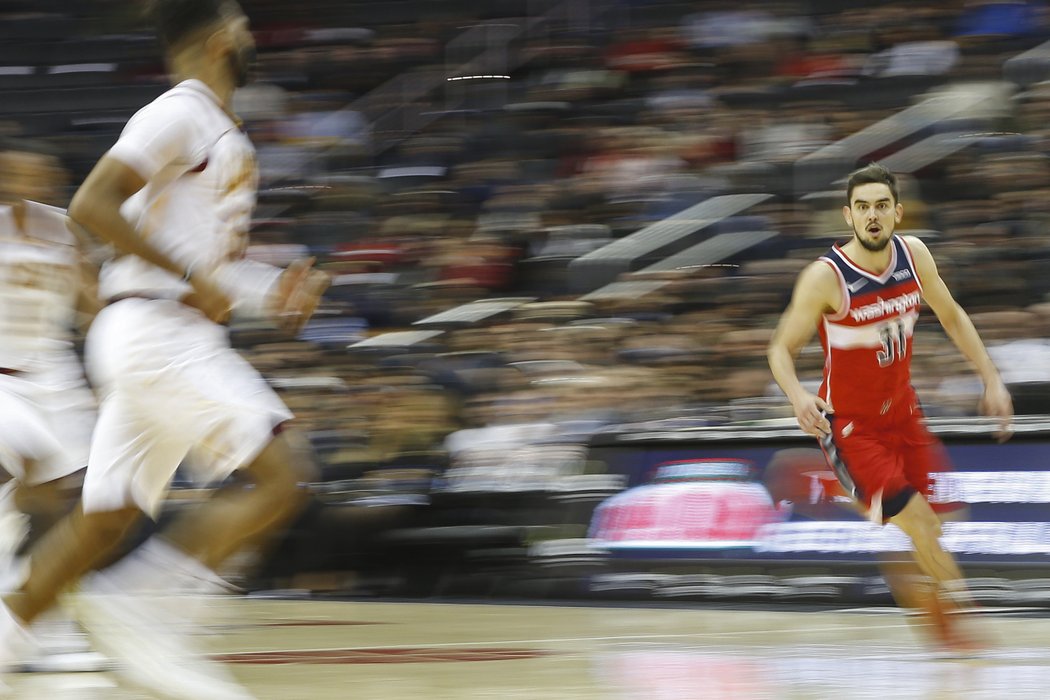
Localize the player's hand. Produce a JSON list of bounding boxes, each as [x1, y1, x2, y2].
[[274, 257, 330, 334], [791, 392, 834, 439], [183, 270, 232, 323], [980, 380, 1013, 443]]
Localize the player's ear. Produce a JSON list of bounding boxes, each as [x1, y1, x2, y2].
[[203, 22, 232, 60], [894, 202, 903, 223], [842, 204, 853, 227]]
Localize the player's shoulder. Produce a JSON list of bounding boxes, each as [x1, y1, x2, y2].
[[128, 82, 211, 127], [790, 259, 841, 310], [137, 87, 197, 115], [26, 201, 67, 219], [898, 233, 930, 253], [800, 258, 840, 284], [898, 234, 935, 264], [24, 201, 75, 246]]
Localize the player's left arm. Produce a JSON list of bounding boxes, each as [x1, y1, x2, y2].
[[73, 259, 103, 333], [211, 256, 330, 334], [903, 235, 1013, 440], [64, 216, 104, 332]]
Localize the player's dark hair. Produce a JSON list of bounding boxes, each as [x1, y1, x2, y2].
[[152, 0, 227, 49], [0, 136, 61, 161], [846, 163, 899, 205]]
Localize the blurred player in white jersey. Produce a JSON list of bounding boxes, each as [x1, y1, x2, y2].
[[0, 142, 93, 557], [0, 1, 327, 698], [0, 141, 112, 674]]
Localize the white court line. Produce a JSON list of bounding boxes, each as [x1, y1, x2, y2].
[[839, 606, 1047, 615], [223, 621, 918, 653]]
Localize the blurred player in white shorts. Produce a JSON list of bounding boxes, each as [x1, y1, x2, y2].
[[0, 142, 97, 562], [0, 2, 327, 698], [0, 141, 112, 674]]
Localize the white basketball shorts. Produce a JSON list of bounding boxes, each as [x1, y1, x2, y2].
[[0, 351, 96, 485], [82, 298, 293, 518]]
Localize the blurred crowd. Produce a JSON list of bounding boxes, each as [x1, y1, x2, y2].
[[3, 0, 1050, 562], [232, 0, 1050, 475]]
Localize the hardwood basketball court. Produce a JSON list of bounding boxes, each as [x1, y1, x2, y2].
[[7, 597, 1050, 699]]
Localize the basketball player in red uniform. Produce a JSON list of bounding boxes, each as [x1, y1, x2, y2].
[[767, 163, 1013, 652]]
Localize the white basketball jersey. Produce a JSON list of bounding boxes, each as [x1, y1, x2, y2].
[[99, 79, 258, 302], [0, 201, 79, 372]]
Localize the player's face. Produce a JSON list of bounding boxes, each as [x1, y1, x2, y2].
[[842, 182, 902, 253], [0, 151, 60, 205]]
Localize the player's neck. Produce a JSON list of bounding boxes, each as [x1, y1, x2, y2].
[[171, 70, 245, 129], [841, 236, 893, 272], [170, 52, 235, 111], [176, 71, 233, 107]]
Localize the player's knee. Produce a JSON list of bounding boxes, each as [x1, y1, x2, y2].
[[278, 427, 320, 484], [14, 477, 77, 518], [908, 522, 942, 552], [899, 513, 943, 551], [248, 454, 302, 493], [249, 429, 319, 490], [892, 503, 941, 543], [81, 507, 141, 545]]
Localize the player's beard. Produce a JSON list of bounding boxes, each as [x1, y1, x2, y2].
[[854, 225, 891, 252], [228, 44, 255, 88]]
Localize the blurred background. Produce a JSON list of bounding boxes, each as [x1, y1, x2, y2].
[[7, 0, 1050, 606]]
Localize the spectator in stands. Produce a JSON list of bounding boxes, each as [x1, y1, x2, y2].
[[862, 22, 960, 77]]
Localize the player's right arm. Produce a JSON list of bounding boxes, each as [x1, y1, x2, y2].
[[68, 156, 230, 324], [767, 261, 840, 438], [67, 98, 231, 323], [210, 255, 330, 333]]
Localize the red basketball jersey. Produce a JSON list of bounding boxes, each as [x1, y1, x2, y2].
[[817, 236, 923, 417]]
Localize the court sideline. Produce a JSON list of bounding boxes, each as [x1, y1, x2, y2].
[[7, 597, 1050, 699]]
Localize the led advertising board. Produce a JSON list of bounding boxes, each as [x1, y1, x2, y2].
[[586, 418, 1050, 566]]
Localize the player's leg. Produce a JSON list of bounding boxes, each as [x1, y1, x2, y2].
[[888, 493, 984, 652], [160, 428, 315, 572], [6, 477, 117, 675], [819, 419, 961, 644], [896, 402, 977, 607], [0, 387, 66, 566], [887, 492, 964, 583], [84, 424, 316, 659], [15, 355, 99, 550], [69, 309, 299, 699], [8, 472, 84, 560], [0, 369, 114, 672], [880, 555, 938, 609], [63, 384, 255, 699], [1, 378, 177, 628], [877, 551, 962, 649], [3, 503, 142, 624], [0, 389, 88, 614], [119, 319, 314, 577]]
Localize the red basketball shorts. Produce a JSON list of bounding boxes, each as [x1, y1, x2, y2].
[[819, 393, 955, 523]]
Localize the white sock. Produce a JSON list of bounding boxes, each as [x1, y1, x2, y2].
[[106, 538, 226, 594], [0, 481, 29, 564], [0, 597, 33, 660], [941, 579, 975, 608]]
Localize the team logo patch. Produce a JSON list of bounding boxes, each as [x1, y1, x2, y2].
[[846, 279, 867, 293]]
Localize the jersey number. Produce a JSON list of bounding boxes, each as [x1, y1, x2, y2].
[[876, 318, 908, 367]]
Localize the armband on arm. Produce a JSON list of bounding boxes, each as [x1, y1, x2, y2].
[[209, 259, 283, 319]]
